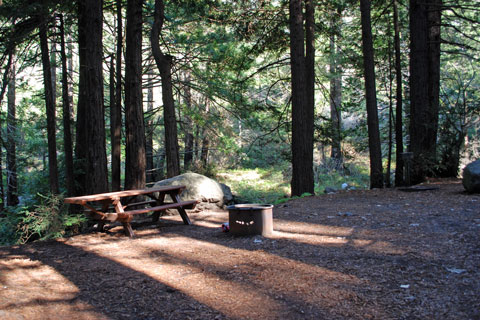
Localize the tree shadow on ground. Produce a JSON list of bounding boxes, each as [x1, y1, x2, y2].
[[0, 241, 227, 319]]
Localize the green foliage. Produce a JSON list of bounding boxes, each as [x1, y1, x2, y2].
[[217, 159, 370, 205], [0, 213, 21, 246], [217, 167, 290, 204], [0, 194, 87, 245], [314, 157, 370, 193], [187, 160, 218, 178]]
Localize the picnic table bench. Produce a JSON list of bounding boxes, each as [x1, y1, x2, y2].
[[64, 185, 198, 237]]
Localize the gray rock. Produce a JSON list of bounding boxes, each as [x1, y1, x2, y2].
[[462, 160, 480, 193], [324, 187, 337, 194], [154, 172, 234, 208]]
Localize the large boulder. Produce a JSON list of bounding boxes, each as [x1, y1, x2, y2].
[[462, 160, 480, 193], [154, 172, 234, 209]]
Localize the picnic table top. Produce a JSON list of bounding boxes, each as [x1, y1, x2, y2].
[[64, 185, 186, 204]]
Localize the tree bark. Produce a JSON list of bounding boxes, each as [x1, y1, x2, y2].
[[194, 124, 200, 161], [50, 32, 56, 105], [59, 14, 75, 197], [75, 0, 108, 195], [289, 0, 314, 197], [200, 99, 210, 167], [183, 72, 194, 170], [305, 0, 315, 140], [0, 52, 13, 209], [409, 0, 442, 183], [386, 40, 393, 188], [151, 0, 180, 178], [6, 53, 18, 206], [360, 0, 383, 188], [111, 0, 122, 191], [39, 17, 59, 194], [146, 70, 155, 183], [393, 0, 404, 186], [329, 11, 343, 163], [124, 0, 146, 189], [427, 0, 442, 167]]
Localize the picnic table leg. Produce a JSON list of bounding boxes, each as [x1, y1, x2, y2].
[[152, 192, 166, 222], [122, 222, 135, 238], [112, 198, 135, 237], [171, 192, 191, 225], [96, 201, 111, 232]]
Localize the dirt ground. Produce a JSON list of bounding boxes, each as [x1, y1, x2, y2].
[[0, 179, 479, 320]]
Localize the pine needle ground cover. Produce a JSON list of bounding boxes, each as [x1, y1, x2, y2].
[[0, 180, 478, 319]]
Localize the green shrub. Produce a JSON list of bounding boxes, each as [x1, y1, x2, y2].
[[0, 193, 87, 245], [0, 214, 21, 246]]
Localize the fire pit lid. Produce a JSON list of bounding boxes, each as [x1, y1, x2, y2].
[[227, 204, 273, 210]]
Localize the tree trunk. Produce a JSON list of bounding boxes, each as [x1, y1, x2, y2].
[[329, 11, 343, 163], [427, 0, 442, 169], [360, 0, 383, 188], [0, 52, 13, 209], [393, 0, 404, 186], [386, 51, 393, 188], [305, 0, 315, 139], [194, 124, 200, 161], [157, 152, 165, 181], [6, 53, 18, 206], [409, 0, 441, 183], [183, 72, 194, 170], [200, 135, 209, 167], [50, 32, 56, 105], [75, 0, 108, 195], [146, 70, 155, 183], [59, 14, 75, 197], [151, 0, 180, 178], [124, 0, 146, 189], [109, 54, 116, 183], [111, 0, 122, 191], [289, 0, 314, 197], [67, 34, 74, 117], [39, 18, 59, 194], [200, 99, 210, 167]]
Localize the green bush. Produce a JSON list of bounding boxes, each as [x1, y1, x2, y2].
[[0, 214, 21, 246], [0, 193, 87, 245]]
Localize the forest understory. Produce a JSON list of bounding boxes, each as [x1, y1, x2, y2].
[[0, 179, 478, 320]]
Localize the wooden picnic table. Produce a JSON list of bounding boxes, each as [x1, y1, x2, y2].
[[64, 185, 198, 237]]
